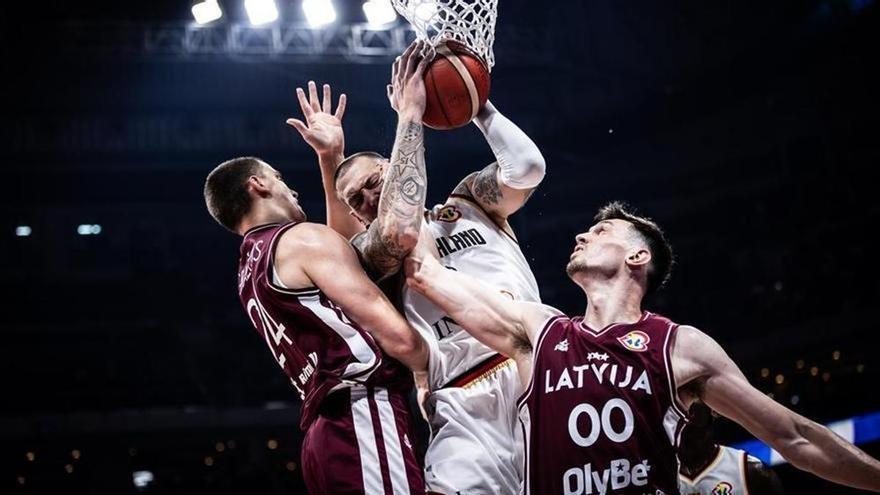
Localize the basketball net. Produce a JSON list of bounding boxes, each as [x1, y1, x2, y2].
[[391, 0, 498, 70]]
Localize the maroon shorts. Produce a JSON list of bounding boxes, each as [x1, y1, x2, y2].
[[301, 385, 425, 495]]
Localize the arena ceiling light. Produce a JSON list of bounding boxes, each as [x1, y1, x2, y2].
[[191, 0, 223, 25], [363, 0, 397, 26], [245, 0, 279, 26], [303, 0, 337, 27], [77, 224, 102, 236]]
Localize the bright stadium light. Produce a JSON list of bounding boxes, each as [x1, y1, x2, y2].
[[363, 0, 397, 26], [191, 0, 223, 25], [245, 0, 279, 26], [303, 0, 337, 27], [132, 470, 154, 489], [77, 224, 102, 236]]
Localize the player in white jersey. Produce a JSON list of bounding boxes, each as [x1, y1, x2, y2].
[[285, 43, 546, 493], [679, 402, 783, 495]]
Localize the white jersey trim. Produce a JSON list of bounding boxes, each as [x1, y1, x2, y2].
[[351, 386, 385, 495], [374, 388, 412, 495], [299, 296, 381, 381], [662, 321, 690, 420], [679, 446, 725, 485], [447, 194, 519, 243]]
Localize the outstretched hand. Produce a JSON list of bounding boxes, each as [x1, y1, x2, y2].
[[286, 80, 347, 159], [387, 40, 431, 119]]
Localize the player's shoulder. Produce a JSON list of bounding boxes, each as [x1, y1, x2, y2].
[[276, 222, 347, 256], [526, 305, 570, 340], [451, 170, 481, 198]]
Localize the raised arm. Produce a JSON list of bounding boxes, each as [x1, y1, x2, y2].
[[286, 81, 365, 240], [352, 41, 431, 280], [406, 253, 560, 360], [673, 325, 880, 492], [452, 101, 546, 223], [275, 222, 428, 372]]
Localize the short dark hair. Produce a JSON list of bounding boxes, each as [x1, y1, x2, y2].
[[204, 156, 265, 233], [333, 151, 385, 189], [594, 201, 674, 294]]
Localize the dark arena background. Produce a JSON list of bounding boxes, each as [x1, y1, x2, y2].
[[2, 0, 879, 493]]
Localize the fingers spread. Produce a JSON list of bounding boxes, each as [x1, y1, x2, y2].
[[308, 80, 320, 112], [334, 93, 347, 120], [296, 87, 313, 118], [286, 118, 308, 134], [322, 84, 332, 114]]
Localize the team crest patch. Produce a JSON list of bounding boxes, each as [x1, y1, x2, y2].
[[436, 205, 462, 223], [711, 482, 733, 495], [617, 330, 650, 352]]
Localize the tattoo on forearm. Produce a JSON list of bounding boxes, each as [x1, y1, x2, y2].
[[471, 163, 503, 206], [363, 119, 427, 277]]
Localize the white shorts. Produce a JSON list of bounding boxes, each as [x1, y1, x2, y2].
[[422, 358, 523, 495]]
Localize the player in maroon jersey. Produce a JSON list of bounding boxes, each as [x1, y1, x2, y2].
[[406, 201, 880, 494], [203, 67, 431, 494]]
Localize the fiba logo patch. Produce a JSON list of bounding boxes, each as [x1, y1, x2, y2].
[[711, 482, 734, 495], [617, 330, 650, 352], [436, 205, 462, 223]]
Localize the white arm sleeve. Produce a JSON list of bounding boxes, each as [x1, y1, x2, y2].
[[473, 101, 547, 189]]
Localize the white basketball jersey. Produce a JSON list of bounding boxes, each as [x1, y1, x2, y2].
[[679, 445, 753, 495], [403, 196, 541, 388]]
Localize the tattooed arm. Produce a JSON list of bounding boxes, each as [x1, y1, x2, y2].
[[355, 41, 431, 280], [452, 102, 546, 224]]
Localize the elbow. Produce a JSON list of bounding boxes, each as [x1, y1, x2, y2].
[[773, 420, 821, 471], [528, 153, 547, 182], [777, 439, 812, 471], [499, 152, 546, 190], [380, 223, 420, 255]]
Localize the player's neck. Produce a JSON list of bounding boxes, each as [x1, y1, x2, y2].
[[581, 277, 644, 330], [238, 207, 294, 235]]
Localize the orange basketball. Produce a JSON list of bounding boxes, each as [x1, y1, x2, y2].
[[422, 40, 491, 130]]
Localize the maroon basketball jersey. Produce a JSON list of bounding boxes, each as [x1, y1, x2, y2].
[[518, 312, 689, 495], [237, 222, 412, 430]]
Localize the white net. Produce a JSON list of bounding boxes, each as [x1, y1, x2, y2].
[[391, 0, 498, 70]]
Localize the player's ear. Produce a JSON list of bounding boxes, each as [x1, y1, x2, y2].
[[626, 247, 651, 269], [247, 174, 272, 197]]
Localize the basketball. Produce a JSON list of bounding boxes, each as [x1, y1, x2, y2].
[[422, 40, 491, 130]]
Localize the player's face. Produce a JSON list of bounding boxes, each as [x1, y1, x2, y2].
[[336, 156, 388, 225], [263, 164, 307, 222], [566, 219, 634, 280]]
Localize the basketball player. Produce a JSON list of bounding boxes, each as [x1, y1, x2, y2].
[[287, 41, 547, 493], [406, 201, 880, 494], [203, 67, 432, 495], [679, 402, 784, 495]]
